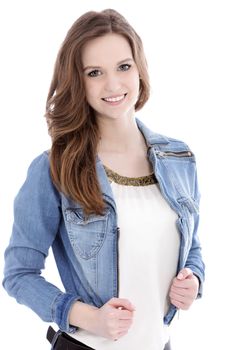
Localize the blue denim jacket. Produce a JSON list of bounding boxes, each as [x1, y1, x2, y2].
[[3, 118, 205, 332]]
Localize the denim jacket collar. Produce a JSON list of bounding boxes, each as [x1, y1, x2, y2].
[[135, 117, 170, 146]]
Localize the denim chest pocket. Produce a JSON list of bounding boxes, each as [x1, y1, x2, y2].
[[64, 208, 110, 260]]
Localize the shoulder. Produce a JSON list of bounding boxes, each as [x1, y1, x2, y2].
[[22, 150, 58, 196], [14, 150, 61, 220], [136, 118, 192, 152], [25, 150, 54, 183], [28, 150, 50, 172], [154, 133, 191, 152]]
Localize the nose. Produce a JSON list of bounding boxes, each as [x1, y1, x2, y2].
[[104, 72, 122, 93]]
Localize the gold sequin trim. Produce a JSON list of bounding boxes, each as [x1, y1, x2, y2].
[[103, 164, 158, 186]]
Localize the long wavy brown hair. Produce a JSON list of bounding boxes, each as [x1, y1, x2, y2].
[[45, 9, 150, 217]]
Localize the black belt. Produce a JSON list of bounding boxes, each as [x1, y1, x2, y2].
[[47, 326, 95, 350], [47, 325, 171, 349]]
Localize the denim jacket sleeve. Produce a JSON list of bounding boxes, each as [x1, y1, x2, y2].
[[183, 162, 205, 298], [3, 152, 79, 332]]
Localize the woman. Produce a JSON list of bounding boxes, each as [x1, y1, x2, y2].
[[3, 9, 205, 350]]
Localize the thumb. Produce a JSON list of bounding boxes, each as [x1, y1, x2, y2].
[[177, 268, 193, 280], [108, 297, 136, 311]]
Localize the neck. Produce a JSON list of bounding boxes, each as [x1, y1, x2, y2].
[[97, 116, 146, 154]]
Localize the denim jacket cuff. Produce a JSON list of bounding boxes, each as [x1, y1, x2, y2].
[[184, 265, 204, 299], [193, 273, 204, 298], [52, 292, 81, 332]]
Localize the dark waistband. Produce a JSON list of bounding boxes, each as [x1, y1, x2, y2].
[[47, 325, 171, 350], [47, 326, 94, 350]]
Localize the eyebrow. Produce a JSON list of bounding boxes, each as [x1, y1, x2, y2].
[[83, 58, 134, 72]]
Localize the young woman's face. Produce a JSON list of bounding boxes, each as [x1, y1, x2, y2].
[[82, 33, 140, 122]]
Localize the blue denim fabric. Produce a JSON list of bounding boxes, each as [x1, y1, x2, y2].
[[3, 118, 205, 332]]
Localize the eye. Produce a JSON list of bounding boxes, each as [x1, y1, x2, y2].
[[118, 64, 131, 71], [87, 69, 101, 77]]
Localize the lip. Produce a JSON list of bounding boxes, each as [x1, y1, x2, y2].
[[102, 94, 126, 100], [101, 93, 127, 100], [101, 93, 127, 106]]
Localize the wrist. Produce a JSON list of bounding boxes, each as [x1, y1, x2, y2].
[[69, 301, 98, 331]]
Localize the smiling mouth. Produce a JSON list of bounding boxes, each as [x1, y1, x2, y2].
[[102, 93, 127, 103]]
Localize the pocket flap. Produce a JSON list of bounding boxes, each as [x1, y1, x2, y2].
[[65, 208, 110, 225]]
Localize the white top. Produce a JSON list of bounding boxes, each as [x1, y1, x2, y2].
[[69, 168, 180, 350]]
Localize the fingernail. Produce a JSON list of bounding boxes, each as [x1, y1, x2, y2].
[[177, 273, 183, 279]]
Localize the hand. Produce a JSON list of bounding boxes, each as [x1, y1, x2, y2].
[[169, 268, 199, 310], [91, 297, 135, 341]]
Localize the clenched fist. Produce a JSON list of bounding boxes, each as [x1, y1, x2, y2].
[[169, 268, 199, 310], [92, 297, 136, 341], [69, 297, 136, 341]]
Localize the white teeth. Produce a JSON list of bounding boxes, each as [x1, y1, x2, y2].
[[103, 94, 125, 102]]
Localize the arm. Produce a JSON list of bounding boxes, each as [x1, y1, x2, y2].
[[185, 160, 205, 298], [169, 158, 205, 308], [2, 153, 79, 332], [184, 211, 205, 298], [69, 298, 135, 341], [169, 213, 204, 309]]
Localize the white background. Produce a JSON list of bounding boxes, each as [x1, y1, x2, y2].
[[0, 1, 232, 349]]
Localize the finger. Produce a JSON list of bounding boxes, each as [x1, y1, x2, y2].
[[115, 329, 128, 340], [118, 322, 133, 331], [170, 298, 189, 310], [118, 319, 133, 327], [173, 277, 196, 289], [177, 268, 193, 280], [171, 282, 195, 294], [170, 297, 184, 308], [170, 287, 196, 304], [117, 309, 134, 320], [170, 290, 185, 301], [109, 298, 136, 311], [170, 289, 193, 302], [170, 288, 187, 298]]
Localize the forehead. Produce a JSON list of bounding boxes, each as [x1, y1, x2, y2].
[[81, 33, 133, 65]]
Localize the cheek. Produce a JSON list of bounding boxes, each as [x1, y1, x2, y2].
[[129, 71, 140, 91], [84, 81, 97, 102]]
